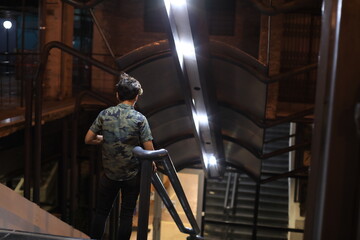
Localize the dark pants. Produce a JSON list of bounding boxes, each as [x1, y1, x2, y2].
[[90, 173, 140, 240]]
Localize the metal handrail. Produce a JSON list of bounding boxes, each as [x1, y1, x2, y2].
[[133, 146, 203, 240], [70, 90, 115, 223], [223, 172, 239, 211], [28, 40, 120, 202]]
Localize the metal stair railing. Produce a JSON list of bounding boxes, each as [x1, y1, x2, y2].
[[223, 172, 239, 213], [133, 146, 203, 240]]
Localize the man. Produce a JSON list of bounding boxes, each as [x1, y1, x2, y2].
[[85, 72, 154, 240]]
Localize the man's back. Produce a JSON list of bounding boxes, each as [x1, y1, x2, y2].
[[90, 103, 152, 181]]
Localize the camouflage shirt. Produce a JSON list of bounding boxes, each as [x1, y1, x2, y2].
[[90, 103, 153, 181]]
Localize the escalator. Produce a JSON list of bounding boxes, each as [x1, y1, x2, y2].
[[204, 123, 291, 240]]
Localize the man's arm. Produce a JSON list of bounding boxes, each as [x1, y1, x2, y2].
[[85, 129, 103, 145], [143, 140, 154, 151]]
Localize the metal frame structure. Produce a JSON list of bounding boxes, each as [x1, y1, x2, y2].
[[133, 146, 202, 240], [304, 0, 360, 239], [26, 40, 120, 202]]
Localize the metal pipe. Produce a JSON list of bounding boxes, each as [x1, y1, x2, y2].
[[162, 156, 201, 234], [261, 141, 310, 159], [223, 135, 310, 159], [60, 117, 69, 221], [24, 52, 33, 200], [137, 159, 153, 240], [20, 0, 26, 107], [132, 149, 168, 240], [264, 108, 314, 127], [6, 26, 11, 104], [264, 133, 296, 144], [151, 173, 193, 234], [230, 173, 238, 210], [261, 166, 309, 184], [89, 8, 116, 60], [152, 174, 162, 240], [211, 56, 317, 84], [268, 63, 318, 83], [223, 173, 232, 209], [70, 90, 115, 223], [133, 147, 202, 239], [69, 111, 78, 224], [33, 56, 44, 204], [252, 182, 260, 240], [33, 0, 47, 203], [266, 0, 272, 66], [33, 40, 119, 203]]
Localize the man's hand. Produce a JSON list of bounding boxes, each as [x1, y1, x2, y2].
[[94, 135, 104, 144], [85, 130, 103, 145]]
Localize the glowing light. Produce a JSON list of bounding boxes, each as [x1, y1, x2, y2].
[[209, 155, 217, 166], [163, 0, 171, 14], [178, 41, 195, 58], [197, 113, 208, 125], [192, 111, 200, 133], [3, 20, 12, 30], [164, 0, 187, 15], [193, 111, 208, 134], [169, 0, 186, 7], [203, 154, 217, 167]]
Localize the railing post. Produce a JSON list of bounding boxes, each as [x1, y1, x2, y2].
[[252, 182, 260, 240], [152, 173, 162, 240], [151, 172, 192, 234], [224, 173, 231, 209], [162, 157, 201, 234], [137, 159, 153, 240]]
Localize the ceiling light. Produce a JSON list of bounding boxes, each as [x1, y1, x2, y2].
[[203, 153, 217, 167], [179, 41, 195, 58], [209, 155, 217, 166], [169, 0, 187, 8], [3, 21, 12, 30], [193, 111, 208, 127], [196, 113, 208, 125]]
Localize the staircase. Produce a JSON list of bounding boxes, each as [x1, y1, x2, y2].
[[204, 123, 290, 240]]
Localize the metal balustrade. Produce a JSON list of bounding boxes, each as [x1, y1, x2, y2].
[[133, 146, 203, 240]]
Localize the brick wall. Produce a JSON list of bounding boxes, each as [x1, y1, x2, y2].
[[91, 0, 166, 94], [43, 0, 74, 100]]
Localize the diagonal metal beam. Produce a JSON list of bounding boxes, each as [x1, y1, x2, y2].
[[162, 0, 224, 178]]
